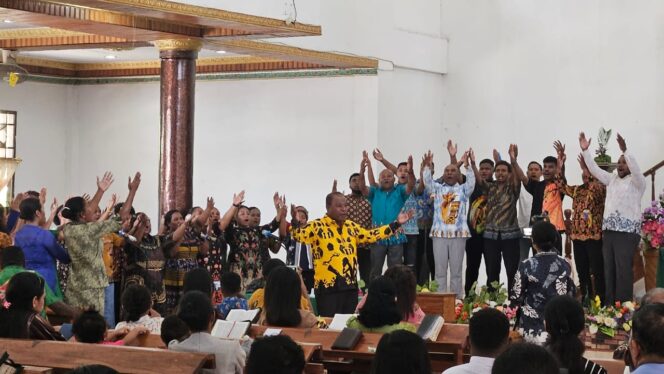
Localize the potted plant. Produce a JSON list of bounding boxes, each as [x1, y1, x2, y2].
[[453, 282, 517, 325], [594, 127, 617, 172], [584, 297, 636, 351], [641, 189, 664, 290]]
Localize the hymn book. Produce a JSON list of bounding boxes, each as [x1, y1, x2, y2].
[[416, 314, 444, 341]]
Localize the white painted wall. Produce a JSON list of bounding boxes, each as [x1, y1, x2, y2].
[[0, 82, 72, 202]]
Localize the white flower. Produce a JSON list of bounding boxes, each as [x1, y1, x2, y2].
[[472, 307, 481, 313], [616, 312, 623, 319], [623, 301, 635, 311], [589, 324, 598, 334], [489, 301, 497, 308], [605, 318, 618, 328]]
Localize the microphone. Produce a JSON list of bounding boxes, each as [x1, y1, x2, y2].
[[118, 230, 137, 243], [261, 230, 280, 240]]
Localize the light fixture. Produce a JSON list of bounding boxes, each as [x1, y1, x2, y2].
[[216, 50, 227, 54], [104, 54, 117, 60], [2, 19, 13, 24]]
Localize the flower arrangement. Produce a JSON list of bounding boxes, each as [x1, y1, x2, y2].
[[586, 296, 636, 337], [641, 190, 664, 250], [454, 281, 518, 324], [416, 280, 439, 293]]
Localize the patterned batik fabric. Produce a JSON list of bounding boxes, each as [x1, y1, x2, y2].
[[510, 251, 576, 343], [482, 181, 522, 240], [225, 219, 279, 292], [560, 182, 607, 241], [163, 227, 202, 315], [123, 235, 167, 313], [423, 167, 475, 238]]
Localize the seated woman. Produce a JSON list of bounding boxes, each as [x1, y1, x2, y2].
[[169, 291, 245, 374], [258, 266, 318, 328], [247, 258, 311, 311], [347, 277, 416, 333], [115, 284, 163, 334], [544, 295, 607, 374], [371, 330, 431, 374], [0, 271, 65, 340], [510, 221, 575, 344], [356, 265, 424, 324]]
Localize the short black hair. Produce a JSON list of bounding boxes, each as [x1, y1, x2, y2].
[[121, 285, 152, 322], [220, 271, 241, 296], [262, 258, 286, 279], [349, 173, 360, 182], [0, 245, 25, 268], [183, 268, 213, 297], [69, 365, 119, 374], [543, 156, 558, 165], [527, 161, 543, 170], [491, 343, 559, 374], [494, 160, 512, 173], [531, 221, 559, 251], [397, 162, 408, 168], [19, 197, 41, 221], [160, 315, 190, 346], [479, 159, 495, 168], [370, 330, 431, 374], [113, 202, 135, 216], [177, 291, 213, 333], [72, 310, 107, 343], [325, 192, 345, 208], [469, 308, 509, 356], [632, 303, 664, 357], [246, 335, 305, 374]]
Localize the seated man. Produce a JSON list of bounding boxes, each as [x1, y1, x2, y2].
[[0, 245, 75, 318], [443, 308, 509, 374], [629, 304, 664, 374]]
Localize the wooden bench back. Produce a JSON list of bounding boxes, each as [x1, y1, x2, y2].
[[0, 338, 214, 374], [415, 292, 457, 322]]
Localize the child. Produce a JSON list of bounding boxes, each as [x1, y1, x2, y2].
[[115, 285, 163, 334], [160, 315, 190, 346], [72, 309, 148, 345], [217, 272, 247, 319]]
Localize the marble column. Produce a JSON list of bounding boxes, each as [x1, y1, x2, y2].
[[154, 39, 202, 219]]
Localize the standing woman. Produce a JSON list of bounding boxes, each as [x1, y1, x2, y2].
[[220, 191, 285, 292], [123, 212, 168, 314], [198, 207, 227, 305], [162, 198, 214, 315], [15, 197, 70, 301], [61, 172, 140, 312]]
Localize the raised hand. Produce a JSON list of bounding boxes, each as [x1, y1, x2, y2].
[[332, 179, 338, 193], [577, 153, 587, 170], [290, 203, 297, 221], [553, 140, 566, 157], [273, 192, 280, 210], [397, 209, 415, 224], [578, 132, 592, 151], [508, 144, 518, 161], [493, 149, 501, 163], [106, 194, 117, 212], [460, 150, 470, 167], [10, 192, 24, 211], [128, 172, 141, 191], [39, 187, 47, 207], [50, 198, 58, 213], [372, 148, 384, 161], [206, 196, 215, 210], [617, 133, 627, 152], [97, 171, 114, 192], [362, 150, 370, 162], [407, 155, 414, 172], [447, 140, 457, 156], [469, 148, 476, 164], [232, 191, 245, 206], [359, 158, 366, 174], [82, 193, 91, 202]]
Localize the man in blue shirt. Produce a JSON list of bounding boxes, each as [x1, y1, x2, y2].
[[366, 149, 415, 280], [629, 303, 664, 373]]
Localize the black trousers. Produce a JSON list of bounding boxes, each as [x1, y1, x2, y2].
[[484, 236, 520, 296], [573, 239, 604, 303], [315, 289, 358, 317], [357, 246, 371, 289], [602, 231, 640, 305], [464, 235, 485, 296], [416, 228, 434, 285], [301, 270, 315, 295]]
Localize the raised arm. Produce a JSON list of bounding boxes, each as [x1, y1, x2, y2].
[[119, 172, 141, 222], [447, 140, 459, 165], [554, 140, 567, 179], [416, 151, 432, 195], [366, 152, 377, 187], [87, 172, 114, 218], [219, 191, 244, 231], [373, 148, 398, 175], [42, 198, 58, 229], [97, 194, 117, 222], [359, 151, 371, 196], [579, 132, 612, 185], [192, 197, 215, 227], [331, 179, 338, 193], [617, 133, 646, 189], [509, 144, 528, 186], [279, 204, 294, 238], [356, 210, 413, 246], [405, 155, 415, 195], [421, 151, 435, 192], [463, 149, 477, 195]]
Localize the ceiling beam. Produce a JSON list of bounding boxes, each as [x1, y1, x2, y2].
[[0, 28, 152, 50]]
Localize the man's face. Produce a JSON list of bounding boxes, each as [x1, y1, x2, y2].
[[542, 162, 557, 181], [479, 162, 494, 181], [295, 210, 308, 225], [396, 164, 409, 184], [327, 195, 349, 223], [527, 163, 542, 181], [617, 155, 631, 178], [249, 208, 261, 226], [379, 169, 395, 190], [495, 164, 510, 183], [443, 164, 459, 185], [582, 169, 592, 185], [349, 175, 361, 192]]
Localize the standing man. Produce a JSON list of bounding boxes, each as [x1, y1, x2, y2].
[[517, 161, 542, 260], [290, 193, 412, 316], [580, 132, 645, 304], [366, 149, 415, 279], [422, 149, 477, 299]]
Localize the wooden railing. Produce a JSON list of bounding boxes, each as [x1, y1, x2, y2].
[[644, 160, 664, 201]]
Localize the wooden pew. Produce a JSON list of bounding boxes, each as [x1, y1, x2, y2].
[[416, 292, 457, 322], [0, 338, 214, 374]]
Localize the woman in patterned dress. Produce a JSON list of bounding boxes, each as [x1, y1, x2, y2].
[[510, 221, 576, 344], [197, 207, 227, 305], [219, 191, 285, 292], [162, 198, 214, 315]]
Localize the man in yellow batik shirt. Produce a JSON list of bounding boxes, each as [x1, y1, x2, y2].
[[291, 192, 412, 317]]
